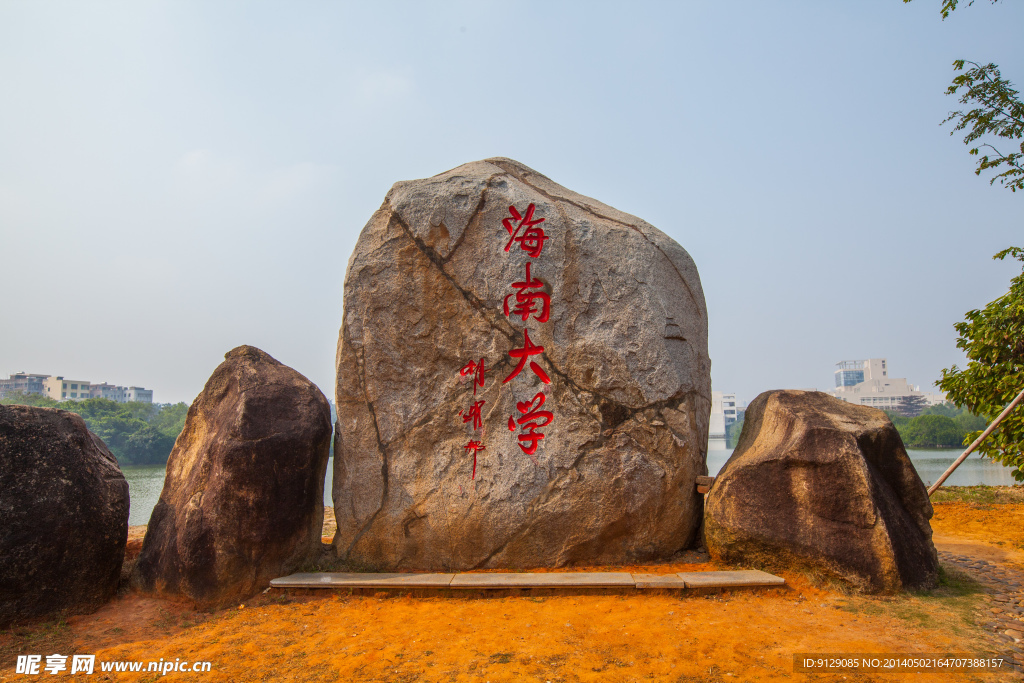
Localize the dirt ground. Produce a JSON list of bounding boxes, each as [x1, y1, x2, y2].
[[2, 489, 1023, 682]]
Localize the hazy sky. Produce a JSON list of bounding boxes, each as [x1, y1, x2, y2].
[[1, 1, 1021, 407]]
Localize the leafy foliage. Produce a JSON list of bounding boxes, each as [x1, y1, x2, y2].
[[914, 0, 1001, 20], [893, 394, 928, 417], [725, 412, 745, 449], [904, 1, 1021, 191], [886, 404, 987, 448], [938, 248, 1024, 480], [904, 414, 964, 448], [0, 393, 189, 466], [944, 61, 1024, 192]]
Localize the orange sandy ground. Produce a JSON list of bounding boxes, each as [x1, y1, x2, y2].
[[930, 501, 1024, 568], [2, 503, 1022, 682]]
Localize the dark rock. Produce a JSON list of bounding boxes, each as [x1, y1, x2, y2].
[[333, 158, 711, 570], [0, 405, 128, 627], [133, 346, 331, 608], [704, 390, 939, 593]]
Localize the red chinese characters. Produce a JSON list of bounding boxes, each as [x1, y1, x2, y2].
[[503, 204, 548, 258], [457, 360, 488, 479], [507, 392, 553, 455], [452, 202, 557, 477], [501, 203, 556, 458], [503, 262, 550, 323], [459, 399, 486, 431], [502, 328, 551, 385], [460, 358, 486, 395], [464, 440, 485, 480]]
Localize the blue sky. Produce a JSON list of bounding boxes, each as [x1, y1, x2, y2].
[[1, 0, 1021, 406]]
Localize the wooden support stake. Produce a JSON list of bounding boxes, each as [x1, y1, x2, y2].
[[696, 475, 715, 494], [927, 386, 1024, 496]]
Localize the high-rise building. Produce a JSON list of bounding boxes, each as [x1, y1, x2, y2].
[[830, 359, 945, 410], [709, 391, 739, 449]]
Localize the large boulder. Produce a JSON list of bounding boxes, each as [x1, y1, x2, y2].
[[705, 390, 939, 592], [0, 405, 129, 627], [333, 157, 711, 570], [133, 346, 331, 608]]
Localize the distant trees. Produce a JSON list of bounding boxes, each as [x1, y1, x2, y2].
[[0, 393, 188, 466], [902, 414, 964, 448], [887, 404, 988, 449], [725, 412, 745, 449], [893, 394, 928, 417]]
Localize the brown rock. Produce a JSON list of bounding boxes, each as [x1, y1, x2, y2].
[[0, 405, 128, 627], [704, 390, 939, 593], [333, 158, 711, 570], [133, 346, 331, 608]]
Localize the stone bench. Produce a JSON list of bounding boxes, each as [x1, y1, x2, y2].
[[269, 569, 784, 590]]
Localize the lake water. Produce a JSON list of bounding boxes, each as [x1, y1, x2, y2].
[[122, 450, 1019, 527], [122, 460, 339, 526], [707, 448, 1019, 489]]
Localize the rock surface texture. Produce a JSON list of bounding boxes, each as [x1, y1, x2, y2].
[[705, 390, 939, 593], [333, 157, 711, 570], [0, 405, 129, 627], [133, 346, 331, 608]]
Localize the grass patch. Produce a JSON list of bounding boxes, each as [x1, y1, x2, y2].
[[930, 485, 1024, 505], [835, 564, 986, 634], [295, 549, 383, 574], [0, 617, 75, 668]]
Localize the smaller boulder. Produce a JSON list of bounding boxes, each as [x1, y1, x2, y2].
[[704, 390, 938, 593], [0, 405, 129, 627], [132, 346, 332, 608]]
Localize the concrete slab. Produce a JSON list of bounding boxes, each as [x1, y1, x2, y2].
[[449, 572, 635, 588], [632, 573, 687, 589], [270, 572, 455, 588], [676, 570, 785, 588]]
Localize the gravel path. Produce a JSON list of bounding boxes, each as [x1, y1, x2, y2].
[[938, 549, 1024, 672]]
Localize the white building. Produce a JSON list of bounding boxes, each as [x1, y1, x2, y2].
[[709, 391, 739, 449], [36, 376, 153, 403], [830, 359, 945, 410], [89, 382, 126, 402], [125, 386, 153, 403], [42, 376, 92, 401]]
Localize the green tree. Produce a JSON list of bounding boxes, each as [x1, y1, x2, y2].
[[902, 414, 964, 448], [886, 405, 988, 448], [920, 402, 959, 418], [886, 410, 911, 430], [150, 402, 189, 438], [905, 0, 1022, 191], [945, 60, 1024, 192], [0, 393, 189, 466], [894, 394, 928, 417], [0, 391, 60, 408], [953, 410, 987, 433], [726, 413, 745, 449], [938, 247, 1024, 481]]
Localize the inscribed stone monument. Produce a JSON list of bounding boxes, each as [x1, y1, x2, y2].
[[333, 158, 711, 570]]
